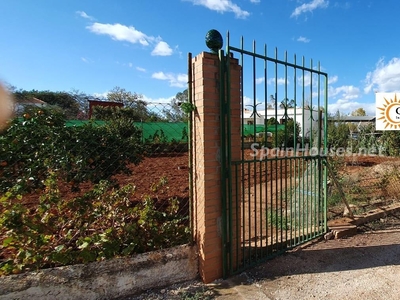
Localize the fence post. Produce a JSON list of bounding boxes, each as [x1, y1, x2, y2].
[[191, 51, 241, 283]]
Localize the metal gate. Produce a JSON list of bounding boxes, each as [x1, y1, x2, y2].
[[219, 33, 328, 277]]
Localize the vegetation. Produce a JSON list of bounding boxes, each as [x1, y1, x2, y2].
[[267, 210, 287, 230], [380, 131, 400, 156], [163, 89, 191, 122], [0, 100, 190, 275], [272, 119, 300, 148], [327, 111, 350, 149], [12, 89, 81, 119], [0, 178, 189, 275], [0, 107, 143, 193]]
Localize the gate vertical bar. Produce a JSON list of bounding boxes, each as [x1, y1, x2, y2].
[[188, 52, 194, 242], [219, 49, 228, 279]]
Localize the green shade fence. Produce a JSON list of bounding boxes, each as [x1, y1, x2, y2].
[[242, 124, 285, 137], [65, 120, 189, 143], [66, 120, 278, 142]]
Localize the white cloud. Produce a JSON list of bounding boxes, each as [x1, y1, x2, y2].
[[142, 95, 174, 104], [364, 57, 400, 93], [93, 91, 109, 99], [267, 77, 288, 85], [86, 22, 173, 56], [329, 85, 360, 99], [185, 0, 250, 19], [243, 96, 253, 106], [76, 11, 95, 21], [291, 0, 329, 18], [152, 72, 188, 88], [136, 67, 146, 72], [329, 99, 375, 115], [297, 36, 310, 43], [243, 96, 263, 107], [250, 0, 260, 3], [327, 85, 365, 114], [298, 73, 321, 87], [128, 62, 133, 68], [81, 57, 89, 63], [91, 91, 175, 105], [256, 77, 264, 84], [87, 23, 150, 46], [328, 75, 338, 85], [151, 41, 173, 56]]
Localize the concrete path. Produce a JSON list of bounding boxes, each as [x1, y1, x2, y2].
[[210, 229, 400, 299], [130, 228, 400, 299]]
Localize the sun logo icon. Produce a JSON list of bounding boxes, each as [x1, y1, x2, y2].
[[376, 93, 400, 130]]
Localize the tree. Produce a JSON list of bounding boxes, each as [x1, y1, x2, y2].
[[348, 108, 373, 152], [273, 119, 300, 148], [163, 89, 188, 122], [4, 82, 17, 93], [279, 98, 296, 109], [69, 89, 99, 120], [327, 111, 350, 149], [106, 86, 154, 121], [380, 131, 400, 156], [351, 108, 366, 116], [107, 86, 145, 107], [268, 94, 276, 108], [12, 90, 80, 119], [357, 123, 378, 153], [266, 117, 279, 126]]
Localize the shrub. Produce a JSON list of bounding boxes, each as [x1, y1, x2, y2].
[[0, 177, 189, 275], [272, 119, 300, 148], [63, 117, 143, 189], [0, 107, 143, 193], [0, 107, 67, 192]]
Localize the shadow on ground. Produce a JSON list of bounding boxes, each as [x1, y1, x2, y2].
[[127, 227, 400, 299]]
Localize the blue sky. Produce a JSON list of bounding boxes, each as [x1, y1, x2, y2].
[[1, 0, 400, 115]]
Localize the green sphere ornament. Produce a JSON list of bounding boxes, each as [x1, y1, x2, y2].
[[205, 29, 223, 53]]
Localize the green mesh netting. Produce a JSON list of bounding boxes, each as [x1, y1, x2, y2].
[[65, 121, 284, 141], [242, 124, 285, 136], [65, 120, 188, 143]]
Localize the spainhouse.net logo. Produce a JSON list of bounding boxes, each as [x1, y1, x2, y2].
[[376, 93, 400, 130]]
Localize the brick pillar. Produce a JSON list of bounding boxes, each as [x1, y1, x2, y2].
[[191, 52, 241, 283]]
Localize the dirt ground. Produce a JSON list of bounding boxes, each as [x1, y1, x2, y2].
[[16, 152, 190, 211], [16, 150, 400, 213], [125, 212, 400, 300]]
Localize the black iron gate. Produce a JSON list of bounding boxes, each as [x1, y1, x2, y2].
[[218, 32, 329, 277]]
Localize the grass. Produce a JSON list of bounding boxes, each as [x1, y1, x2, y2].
[[266, 210, 290, 230]]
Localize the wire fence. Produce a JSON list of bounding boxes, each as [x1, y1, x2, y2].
[[327, 153, 400, 219], [0, 102, 191, 274]]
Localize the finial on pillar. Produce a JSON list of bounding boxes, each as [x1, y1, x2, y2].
[[205, 29, 223, 53]]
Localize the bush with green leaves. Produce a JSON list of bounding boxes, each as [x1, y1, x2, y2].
[[327, 119, 350, 149], [63, 117, 143, 189], [0, 107, 143, 193], [380, 131, 400, 156], [92, 105, 162, 122], [0, 177, 189, 275], [272, 119, 300, 148], [0, 107, 67, 192]]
